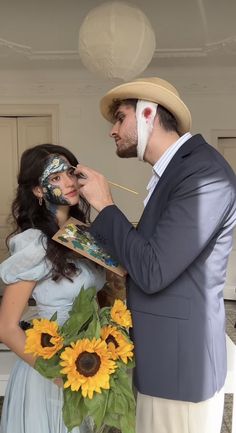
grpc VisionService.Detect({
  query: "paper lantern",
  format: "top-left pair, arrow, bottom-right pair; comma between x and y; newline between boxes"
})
78,1 -> 156,81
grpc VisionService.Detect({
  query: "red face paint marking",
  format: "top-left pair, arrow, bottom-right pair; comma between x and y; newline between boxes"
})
143,107 -> 152,119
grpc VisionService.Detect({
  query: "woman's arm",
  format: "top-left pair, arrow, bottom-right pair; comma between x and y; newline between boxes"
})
0,280 -> 37,367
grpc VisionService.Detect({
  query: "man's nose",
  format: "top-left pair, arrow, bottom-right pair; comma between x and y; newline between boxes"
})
110,122 -> 118,138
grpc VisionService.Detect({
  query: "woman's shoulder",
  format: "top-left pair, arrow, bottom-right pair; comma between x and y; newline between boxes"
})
9,228 -> 46,254
0,229 -> 49,284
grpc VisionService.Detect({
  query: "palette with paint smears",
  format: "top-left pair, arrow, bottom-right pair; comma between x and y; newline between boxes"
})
52,217 -> 126,277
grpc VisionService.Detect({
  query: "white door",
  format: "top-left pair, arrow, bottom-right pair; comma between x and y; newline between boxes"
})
218,136 -> 236,300
17,117 -> 52,157
0,116 -> 52,294
0,118 -> 18,263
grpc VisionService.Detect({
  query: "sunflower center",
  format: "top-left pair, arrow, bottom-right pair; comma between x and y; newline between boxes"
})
106,335 -> 119,348
75,351 -> 101,377
41,333 -> 54,347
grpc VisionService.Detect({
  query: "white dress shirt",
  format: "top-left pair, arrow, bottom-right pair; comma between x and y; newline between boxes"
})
144,132 -> 192,207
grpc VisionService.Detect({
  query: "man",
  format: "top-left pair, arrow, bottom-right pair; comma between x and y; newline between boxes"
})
76,77 -> 236,433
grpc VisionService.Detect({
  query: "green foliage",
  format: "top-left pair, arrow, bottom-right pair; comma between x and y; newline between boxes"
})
50,312 -> 57,322
61,287 -> 96,344
35,354 -> 61,379
33,286 -> 136,433
84,391 -> 109,428
83,312 -> 101,340
99,307 -> 112,327
63,388 -> 88,431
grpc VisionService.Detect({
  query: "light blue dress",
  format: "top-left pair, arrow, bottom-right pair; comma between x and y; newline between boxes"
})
0,229 -> 106,433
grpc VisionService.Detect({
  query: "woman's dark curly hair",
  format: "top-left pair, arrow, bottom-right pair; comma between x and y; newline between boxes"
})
7,143 -> 91,281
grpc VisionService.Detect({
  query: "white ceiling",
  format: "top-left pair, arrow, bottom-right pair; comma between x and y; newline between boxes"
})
0,0 -> 236,71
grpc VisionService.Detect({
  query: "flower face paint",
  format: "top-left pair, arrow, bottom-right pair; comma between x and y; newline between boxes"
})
40,155 -> 76,205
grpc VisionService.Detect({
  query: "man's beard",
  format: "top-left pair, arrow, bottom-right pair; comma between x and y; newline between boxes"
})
115,132 -> 138,158
116,144 -> 137,158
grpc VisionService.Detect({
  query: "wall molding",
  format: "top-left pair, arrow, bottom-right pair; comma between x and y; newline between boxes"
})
1,35 -> 236,61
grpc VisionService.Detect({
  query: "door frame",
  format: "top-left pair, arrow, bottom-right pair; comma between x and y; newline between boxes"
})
212,129 -> 236,300
0,105 -> 59,296
212,129 -> 236,149
0,104 -> 59,143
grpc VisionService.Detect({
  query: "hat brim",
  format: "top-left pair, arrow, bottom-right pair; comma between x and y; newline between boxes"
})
100,80 -> 192,134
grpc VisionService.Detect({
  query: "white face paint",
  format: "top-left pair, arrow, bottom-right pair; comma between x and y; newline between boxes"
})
136,100 -> 158,161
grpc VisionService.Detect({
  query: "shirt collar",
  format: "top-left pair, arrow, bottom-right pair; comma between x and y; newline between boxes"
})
144,132 -> 192,206
153,132 -> 192,179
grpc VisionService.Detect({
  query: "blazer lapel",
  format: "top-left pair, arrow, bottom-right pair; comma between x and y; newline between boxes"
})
137,134 -> 205,233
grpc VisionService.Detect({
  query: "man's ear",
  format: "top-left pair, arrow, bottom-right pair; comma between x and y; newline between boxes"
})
32,186 -> 43,199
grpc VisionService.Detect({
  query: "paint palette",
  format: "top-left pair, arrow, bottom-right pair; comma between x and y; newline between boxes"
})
52,217 -> 126,277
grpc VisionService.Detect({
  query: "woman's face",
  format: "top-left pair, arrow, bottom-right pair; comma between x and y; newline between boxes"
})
39,155 -> 79,206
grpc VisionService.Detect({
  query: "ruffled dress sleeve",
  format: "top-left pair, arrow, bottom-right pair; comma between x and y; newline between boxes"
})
0,229 -> 51,284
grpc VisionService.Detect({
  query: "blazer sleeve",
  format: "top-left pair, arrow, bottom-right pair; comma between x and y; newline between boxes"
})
90,161 -> 236,294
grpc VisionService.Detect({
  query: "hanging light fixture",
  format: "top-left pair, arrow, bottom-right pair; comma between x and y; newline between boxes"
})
78,1 -> 156,81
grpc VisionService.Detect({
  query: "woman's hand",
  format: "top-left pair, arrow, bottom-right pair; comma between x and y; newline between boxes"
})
53,377 -> 64,388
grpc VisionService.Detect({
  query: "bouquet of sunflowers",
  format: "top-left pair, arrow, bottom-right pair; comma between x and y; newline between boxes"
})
24,287 -> 135,433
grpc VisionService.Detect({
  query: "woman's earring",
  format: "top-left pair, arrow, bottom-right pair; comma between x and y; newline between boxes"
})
38,197 -> 43,206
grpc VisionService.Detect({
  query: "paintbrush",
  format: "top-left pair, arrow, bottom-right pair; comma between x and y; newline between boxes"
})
106,181 -> 138,195
71,166 -> 138,195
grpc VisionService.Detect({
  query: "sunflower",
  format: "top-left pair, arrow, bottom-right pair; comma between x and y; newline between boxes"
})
111,300 -> 132,328
60,338 -> 116,399
24,318 -> 64,359
53,188 -> 62,196
101,325 -> 134,364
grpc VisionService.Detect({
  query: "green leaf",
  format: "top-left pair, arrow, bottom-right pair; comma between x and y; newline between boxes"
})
120,408 -> 136,433
50,311 -> 57,322
62,388 -> 88,431
103,412 -> 121,431
126,357 -> 136,369
34,355 -> 61,379
61,315 -> 92,345
99,308 -> 112,327
70,286 -> 97,315
114,393 -> 128,415
106,369 -> 136,432
61,287 -> 98,341
84,313 -> 101,340
84,390 -> 109,428
114,368 -> 136,402
102,390 -> 121,431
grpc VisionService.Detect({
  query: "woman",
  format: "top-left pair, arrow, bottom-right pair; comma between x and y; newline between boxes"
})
0,144 -> 105,433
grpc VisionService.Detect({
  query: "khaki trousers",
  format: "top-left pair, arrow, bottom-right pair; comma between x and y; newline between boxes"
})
136,388 -> 224,433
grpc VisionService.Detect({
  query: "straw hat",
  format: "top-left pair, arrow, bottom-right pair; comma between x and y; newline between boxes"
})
100,77 -> 192,134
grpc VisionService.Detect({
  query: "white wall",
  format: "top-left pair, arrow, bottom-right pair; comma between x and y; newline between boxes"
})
0,64 -> 236,221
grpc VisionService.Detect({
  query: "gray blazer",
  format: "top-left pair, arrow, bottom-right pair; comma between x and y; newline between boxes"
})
90,134 -> 236,402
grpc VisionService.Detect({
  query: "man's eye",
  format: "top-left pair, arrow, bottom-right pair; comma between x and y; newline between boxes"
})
117,116 -> 124,123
